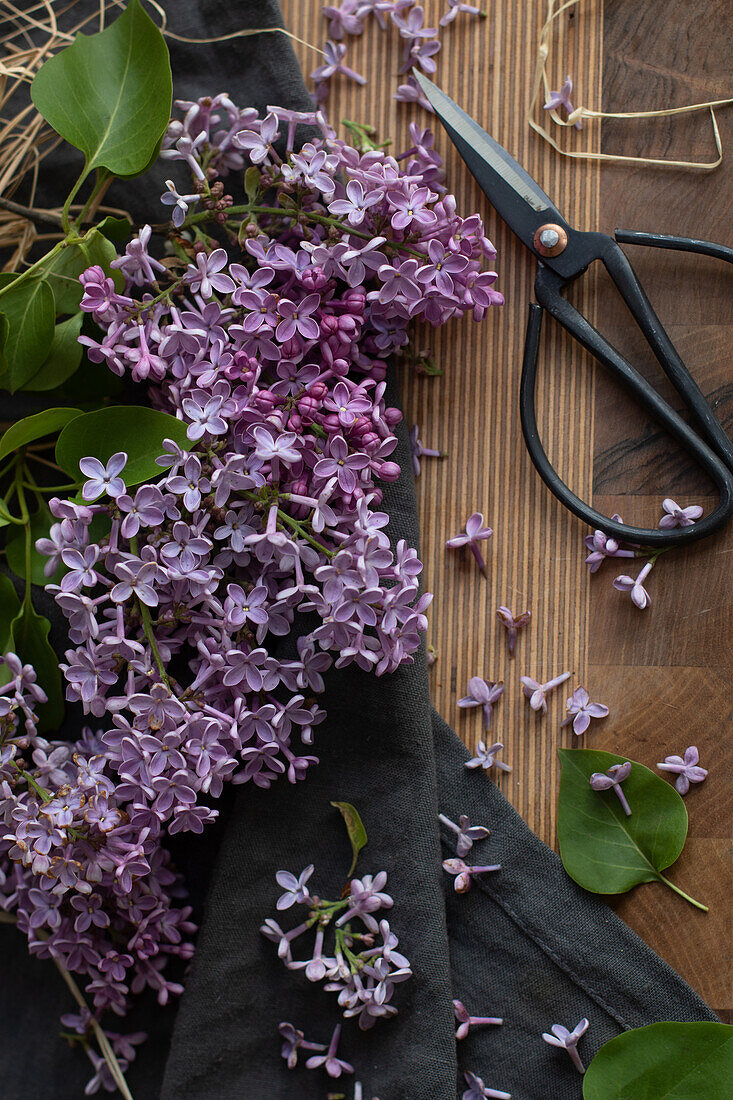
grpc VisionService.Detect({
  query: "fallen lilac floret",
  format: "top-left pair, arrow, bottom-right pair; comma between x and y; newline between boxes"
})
496,605 -> 531,657
462,1069 -> 512,1099
453,998 -> 503,1039
457,676 -> 504,730
658,498 -> 703,529
443,857 -> 501,893
613,561 -> 654,609
561,687 -> 609,736
305,1023 -> 354,1078
544,75 -> 582,130
464,740 -> 512,773
520,671 -> 571,715
657,746 -> 707,795
589,762 -> 632,816
542,1017 -> 589,1073
446,512 -> 493,573
584,513 -> 635,573
278,1021 -> 326,1069
438,812 -> 490,856
409,423 -> 444,476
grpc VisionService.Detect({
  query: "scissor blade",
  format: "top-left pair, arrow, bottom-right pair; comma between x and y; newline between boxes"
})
413,71 -> 566,248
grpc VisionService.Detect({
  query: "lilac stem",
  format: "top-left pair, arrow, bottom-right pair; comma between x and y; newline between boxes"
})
470,543 -> 487,574
567,1046 -> 586,1074
470,1015 -> 503,1026
438,813 -> 460,835
614,786 -> 632,817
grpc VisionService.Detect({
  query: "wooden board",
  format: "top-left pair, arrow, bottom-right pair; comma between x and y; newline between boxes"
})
281,0 -> 731,1017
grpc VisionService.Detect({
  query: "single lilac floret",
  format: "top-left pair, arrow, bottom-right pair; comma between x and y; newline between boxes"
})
658,498 -> 704,529
584,513 -> 635,573
613,560 -> 654,609
464,740 -> 511,774
275,865 -> 314,910
446,512 -> 493,574
278,1022 -> 326,1069
79,452 -> 127,501
589,762 -> 632,816
657,746 -> 707,795
520,671 -> 571,715
544,75 -> 582,129
462,1070 -> 511,1099
542,1017 -> 589,1073
305,1023 -> 354,1078
561,687 -> 609,736
409,424 -> 444,476
443,857 -> 500,893
453,999 -> 503,1040
438,812 -> 490,857
457,676 -> 504,730
496,605 -> 531,657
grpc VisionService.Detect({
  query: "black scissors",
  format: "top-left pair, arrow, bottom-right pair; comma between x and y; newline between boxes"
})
413,71 -> 733,547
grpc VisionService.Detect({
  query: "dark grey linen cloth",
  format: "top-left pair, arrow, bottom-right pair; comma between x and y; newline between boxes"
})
0,3 -> 716,1098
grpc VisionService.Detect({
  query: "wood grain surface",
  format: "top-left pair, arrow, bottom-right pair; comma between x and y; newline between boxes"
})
280,0 -> 731,1016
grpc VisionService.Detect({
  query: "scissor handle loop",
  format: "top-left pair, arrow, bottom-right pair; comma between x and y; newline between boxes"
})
519,303 -> 733,547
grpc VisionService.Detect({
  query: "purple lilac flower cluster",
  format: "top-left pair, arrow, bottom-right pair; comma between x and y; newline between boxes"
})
0,655 -> 192,1056
314,1 -> 487,108
0,98 -> 500,1068
262,865 -> 411,1030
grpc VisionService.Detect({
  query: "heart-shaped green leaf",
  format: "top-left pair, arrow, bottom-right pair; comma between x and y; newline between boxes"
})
331,801 -> 368,879
55,405 -> 190,488
7,602 -> 64,732
5,508 -> 64,587
30,0 -> 172,180
0,407 -> 83,463
583,1022 -> 733,1099
24,313 -> 85,392
44,228 -> 123,314
557,748 -> 706,910
0,277 -> 55,392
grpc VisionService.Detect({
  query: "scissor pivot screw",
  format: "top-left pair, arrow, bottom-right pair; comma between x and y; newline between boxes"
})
534,223 -> 568,257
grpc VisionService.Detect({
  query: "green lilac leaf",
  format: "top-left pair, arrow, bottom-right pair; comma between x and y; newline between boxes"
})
244,166 -> 260,201
0,575 -> 21,688
44,230 -> 122,314
23,313 -> 84,392
0,313 -> 8,371
7,603 -> 64,732
557,748 -> 688,895
5,509 -> 63,587
0,407 -> 83,463
331,801 -> 368,879
55,405 -> 190,488
95,215 -> 133,242
0,278 -> 55,393
30,0 -> 172,180
583,1022 -> 733,1099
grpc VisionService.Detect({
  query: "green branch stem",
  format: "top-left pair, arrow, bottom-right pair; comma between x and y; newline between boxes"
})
187,202 -> 426,259
8,759 -> 52,803
0,239 -> 67,300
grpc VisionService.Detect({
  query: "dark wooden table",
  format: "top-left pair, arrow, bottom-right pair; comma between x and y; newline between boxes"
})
283,0 -> 731,1018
